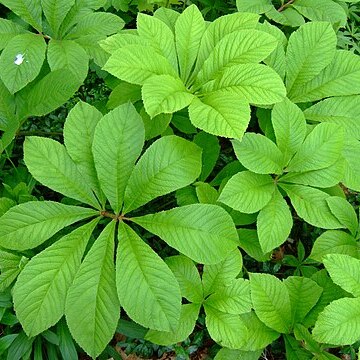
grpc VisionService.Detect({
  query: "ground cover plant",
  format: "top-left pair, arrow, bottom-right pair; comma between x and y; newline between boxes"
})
1,0 -> 360,359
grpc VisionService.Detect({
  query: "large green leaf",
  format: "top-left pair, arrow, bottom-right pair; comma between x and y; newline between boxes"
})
116,222 -> 181,331
175,4 -> 205,84
0,19 -> 27,51
342,135 -> 360,191
24,136 -> 99,208
312,297 -> 360,345
214,348 -> 263,360
202,249 -> 243,296
284,276 -> 322,325
153,7 -> 180,32
309,230 -> 359,263
204,305 -> 248,349
286,123 -> 344,172
13,220 -> 98,337
285,22 -> 336,94
142,75 -> 194,118
279,184 -> 343,229
219,171 -> 275,213
99,33 -> 148,55
238,229 -> 271,262
250,273 -> 292,333
63,101 -> 103,203
47,39 -> 88,83
103,45 -> 177,85
123,136 -> 201,213
0,0 -> 42,31
165,255 -> 203,303
188,91 -> 250,139
323,254 -> 360,297
65,221 -> 119,359
232,133 -> 284,174
272,98 -> 306,164
132,204 -> 239,264
92,103 -> 144,214
212,63 -> 286,105
41,0 -> 75,36
257,189 -> 293,253
236,0 -> 272,13
137,13 -> 177,70
0,201 -> 98,250
0,79 -> 15,130
0,33 -> 46,93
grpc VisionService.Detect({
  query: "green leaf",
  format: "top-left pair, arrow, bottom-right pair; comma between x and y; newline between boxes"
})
343,135 -> 360,191
250,273 -> 292,333
132,204 -> 239,264
286,123 -> 344,172
188,92 -> 250,139
92,103 -> 144,214
0,19 -> 27,51
99,33 -> 147,55
312,297 -> 360,345
13,220 -> 98,337
141,108 -> 171,140
232,133 -> 284,174
41,0 -> 75,36
103,45 -> 177,85
0,0 -> 42,31
257,189 -> 293,253
145,303 -> 200,345
123,135 -> 201,213
219,171 -> 275,213
272,98 -> 306,164
202,249 -> 243,296
284,276 -> 322,325
214,348 -> 263,360
63,101 -> 103,203
236,0 -> 273,13
0,33 -> 46,93
65,221 -> 119,359
309,230 -> 359,263
175,4 -> 205,84
205,279 -> 251,315
0,79 -> 16,130
0,334 -> 18,357
142,75 -> 194,118
196,29 -> 277,85
280,184 -> 343,229
238,229 -> 271,262
284,334 -> 313,360
165,255 -> 203,303
289,51 -> 360,103
204,305 -> 248,349
153,7 -> 180,32
57,319 -> 77,360
116,223 -> 181,331
286,22 -> 336,94
326,196 -> 358,236
137,13 -> 177,70
47,39 -> 88,83
0,201 -> 97,250
24,136 -> 99,208
107,81 -> 141,109
195,182 -> 218,204
303,96 -> 360,140
0,268 -> 20,292
212,63 -> 286,105
6,331 -> 34,360
323,254 -> 360,297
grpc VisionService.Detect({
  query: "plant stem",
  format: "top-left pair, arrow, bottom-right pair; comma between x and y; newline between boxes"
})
278,0 -> 294,12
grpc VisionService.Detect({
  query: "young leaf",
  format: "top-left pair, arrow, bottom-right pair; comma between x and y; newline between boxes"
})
175,4 -> 205,84
165,255 -> 203,303
0,33 -> 46,93
280,184 -> 343,229
257,189 -> 293,253
116,222 -> 181,332
204,305 -> 248,349
323,254 -> 360,297
142,74 -> 194,118
92,103 -> 145,214
24,136 -> 99,208
188,92 -> 250,139
13,219 -> 98,337
250,273 -> 292,333
211,63 -> 286,105
0,201 -> 97,250
312,297 -> 360,345
232,133 -> 284,174
123,136 -> 201,213
219,171 -> 275,213
65,221 -> 119,359
272,98 -> 306,164
132,204 -> 239,265
145,303 -> 200,345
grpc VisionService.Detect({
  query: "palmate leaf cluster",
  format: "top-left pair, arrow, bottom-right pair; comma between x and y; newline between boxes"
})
1,1 -> 360,359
